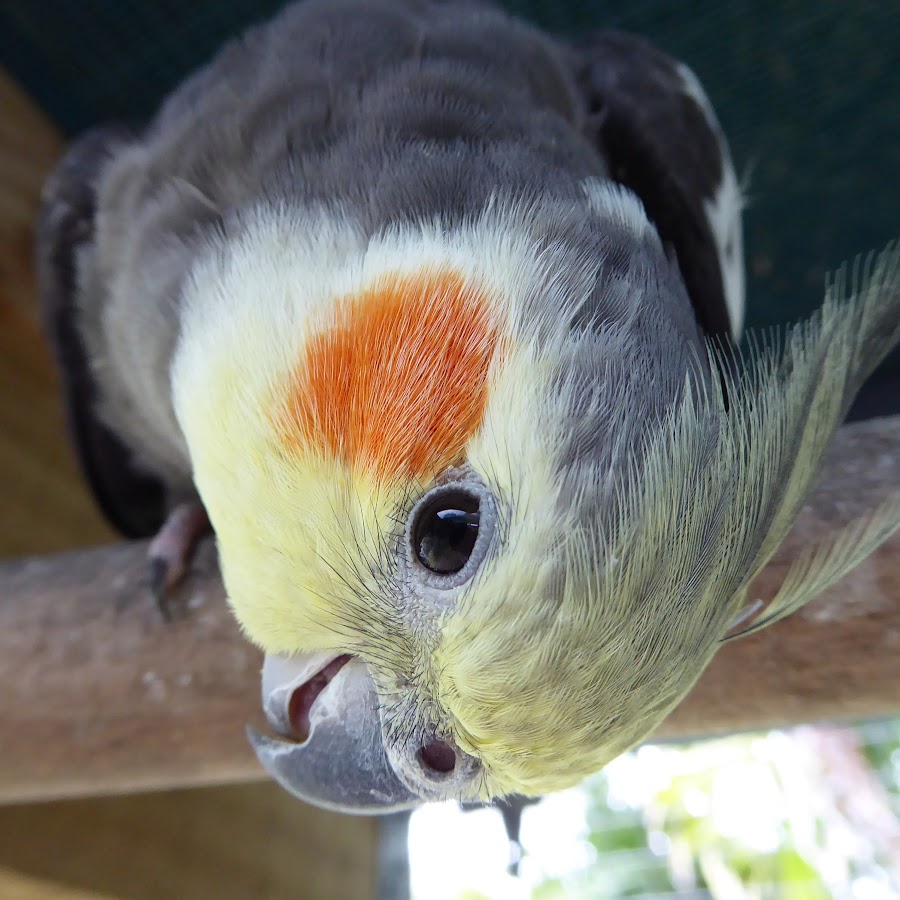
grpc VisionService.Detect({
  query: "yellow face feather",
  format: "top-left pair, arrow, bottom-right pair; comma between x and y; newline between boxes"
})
170,199 -> 551,651
170,191 -> 681,798
171,197 -> 601,798
173,199 -> 900,800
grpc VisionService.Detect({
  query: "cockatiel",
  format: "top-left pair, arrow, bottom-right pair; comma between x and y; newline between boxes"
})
39,0 -> 900,813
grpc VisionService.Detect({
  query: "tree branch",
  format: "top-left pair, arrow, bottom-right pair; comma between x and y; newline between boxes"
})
0,540 -> 265,804
1,417 -> 898,804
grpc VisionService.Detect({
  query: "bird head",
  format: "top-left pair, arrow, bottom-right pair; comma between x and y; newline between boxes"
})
173,190 -> 900,812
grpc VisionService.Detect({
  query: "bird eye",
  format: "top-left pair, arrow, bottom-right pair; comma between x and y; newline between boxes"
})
412,491 -> 481,575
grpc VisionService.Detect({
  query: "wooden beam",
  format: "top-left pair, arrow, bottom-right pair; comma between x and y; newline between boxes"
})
653,413 -> 900,741
0,540 -> 264,804
0,67 -> 63,323
0,866 -> 112,900
1,418 -> 898,805
0,783 -> 382,900
0,304 -> 117,556
0,67 -> 115,556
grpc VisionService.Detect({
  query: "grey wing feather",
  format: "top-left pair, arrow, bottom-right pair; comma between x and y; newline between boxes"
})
573,30 -> 745,342
37,126 -> 168,538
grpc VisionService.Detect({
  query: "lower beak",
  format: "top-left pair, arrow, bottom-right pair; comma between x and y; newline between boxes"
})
247,653 -> 418,814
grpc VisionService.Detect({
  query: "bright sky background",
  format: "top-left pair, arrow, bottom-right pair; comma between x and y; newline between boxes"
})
409,788 -> 591,900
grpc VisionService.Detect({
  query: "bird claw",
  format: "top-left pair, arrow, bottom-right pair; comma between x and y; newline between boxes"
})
147,555 -> 174,621
146,501 -> 210,621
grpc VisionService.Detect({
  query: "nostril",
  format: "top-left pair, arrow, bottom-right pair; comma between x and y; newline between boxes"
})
419,740 -> 456,774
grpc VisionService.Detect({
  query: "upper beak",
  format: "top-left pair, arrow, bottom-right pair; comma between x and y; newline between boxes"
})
249,651 -> 485,814
247,653 -> 418,814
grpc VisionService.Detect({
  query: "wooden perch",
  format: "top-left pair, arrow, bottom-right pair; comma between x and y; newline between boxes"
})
1,417 -> 899,805
0,539 -> 266,805
654,413 -> 900,742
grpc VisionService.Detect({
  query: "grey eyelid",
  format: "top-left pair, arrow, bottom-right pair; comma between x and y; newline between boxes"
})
404,477 -> 496,595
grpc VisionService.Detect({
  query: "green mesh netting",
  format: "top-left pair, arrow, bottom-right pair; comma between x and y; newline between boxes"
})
2,1 -> 898,393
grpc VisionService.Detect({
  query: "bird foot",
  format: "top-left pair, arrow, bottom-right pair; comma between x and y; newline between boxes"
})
147,502 -> 211,620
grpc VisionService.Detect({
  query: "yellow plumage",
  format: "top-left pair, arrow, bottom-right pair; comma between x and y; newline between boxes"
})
174,193 -> 900,798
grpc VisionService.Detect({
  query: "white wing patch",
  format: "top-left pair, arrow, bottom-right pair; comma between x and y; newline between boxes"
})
677,62 -> 747,341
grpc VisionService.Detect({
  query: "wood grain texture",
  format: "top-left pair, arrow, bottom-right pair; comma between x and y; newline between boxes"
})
0,67 -> 116,557
0,418 -> 898,805
0,69 -> 63,322
0,540 -> 264,804
0,783 -> 380,900
0,304 -> 117,557
0,867 -> 113,900
654,414 -> 900,740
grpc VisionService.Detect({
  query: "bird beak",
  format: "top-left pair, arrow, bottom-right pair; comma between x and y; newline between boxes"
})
247,652 -> 419,814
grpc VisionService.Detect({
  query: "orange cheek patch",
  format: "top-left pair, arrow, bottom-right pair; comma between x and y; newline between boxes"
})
277,268 -> 501,481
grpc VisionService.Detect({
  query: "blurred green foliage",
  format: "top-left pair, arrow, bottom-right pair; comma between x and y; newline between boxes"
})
529,721 -> 900,899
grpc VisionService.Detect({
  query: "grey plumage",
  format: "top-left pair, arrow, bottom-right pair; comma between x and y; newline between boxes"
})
43,0 -> 737,529
37,0 -> 899,810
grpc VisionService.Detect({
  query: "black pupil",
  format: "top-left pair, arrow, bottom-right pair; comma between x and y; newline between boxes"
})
414,492 -> 480,575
